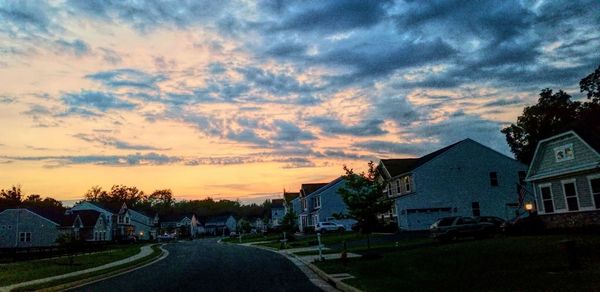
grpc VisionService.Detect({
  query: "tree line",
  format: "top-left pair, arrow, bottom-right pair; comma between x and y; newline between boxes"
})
0,185 -> 272,220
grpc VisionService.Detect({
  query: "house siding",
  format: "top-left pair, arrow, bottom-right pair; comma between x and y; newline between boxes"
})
529,133 -> 599,179
392,139 -> 529,230
534,171 -> 600,214
0,209 -> 60,248
71,202 -> 115,241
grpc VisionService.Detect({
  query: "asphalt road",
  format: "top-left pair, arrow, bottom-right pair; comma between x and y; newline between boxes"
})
72,239 -> 321,292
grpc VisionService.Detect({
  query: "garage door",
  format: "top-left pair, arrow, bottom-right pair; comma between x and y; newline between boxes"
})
406,208 -> 452,230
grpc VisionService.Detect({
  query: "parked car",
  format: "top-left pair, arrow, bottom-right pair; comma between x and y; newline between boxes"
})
430,216 -> 495,242
474,216 -> 506,232
315,222 -> 346,233
501,213 -> 545,235
229,231 -> 239,237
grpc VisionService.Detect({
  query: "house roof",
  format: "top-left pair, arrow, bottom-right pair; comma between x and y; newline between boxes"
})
309,177 -> 344,197
283,191 -> 299,202
271,199 -> 285,208
161,213 -> 194,223
300,183 -> 328,197
574,127 -> 600,154
205,214 -> 234,224
25,207 -> 65,225
380,140 -> 464,177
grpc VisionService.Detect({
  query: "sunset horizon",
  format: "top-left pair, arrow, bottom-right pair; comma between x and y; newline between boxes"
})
1,0 -> 598,204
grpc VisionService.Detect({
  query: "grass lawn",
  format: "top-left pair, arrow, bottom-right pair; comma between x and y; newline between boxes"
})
256,232 -> 373,250
15,244 -> 164,291
0,244 -> 144,286
315,235 -> 600,291
293,238 -> 432,256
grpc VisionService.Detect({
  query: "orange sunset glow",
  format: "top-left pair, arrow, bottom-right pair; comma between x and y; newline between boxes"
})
1,0 -> 598,204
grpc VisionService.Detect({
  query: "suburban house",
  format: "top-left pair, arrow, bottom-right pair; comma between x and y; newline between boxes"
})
0,208 -> 61,248
378,138 -> 529,231
70,201 -> 158,241
526,130 -> 600,229
160,213 -> 198,237
204,214 -> 237,235
270,199 -> 285,226
60,210 -> 110,241
298,183 -> 328,232
299,177 -> 356,231
283,191 -> 299,215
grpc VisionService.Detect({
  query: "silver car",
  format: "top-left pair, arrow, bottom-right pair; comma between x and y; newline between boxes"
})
315,222 -> 346,233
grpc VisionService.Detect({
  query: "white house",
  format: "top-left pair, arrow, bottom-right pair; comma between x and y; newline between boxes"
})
379,138 -> 529,231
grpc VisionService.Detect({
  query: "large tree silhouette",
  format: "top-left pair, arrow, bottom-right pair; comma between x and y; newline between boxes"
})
502,65 -> 600,164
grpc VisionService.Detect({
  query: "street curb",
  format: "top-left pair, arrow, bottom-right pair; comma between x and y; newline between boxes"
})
228,241 -> 361,292
288,253 -> 362,292
16,244 -> 169,292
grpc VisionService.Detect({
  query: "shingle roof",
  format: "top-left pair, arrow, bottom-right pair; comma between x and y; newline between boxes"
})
271,199 -> 285,208
300,183 -> 328,197
575,127 -> 600,154
380,139 -> 464,177
283,192 -> 299,202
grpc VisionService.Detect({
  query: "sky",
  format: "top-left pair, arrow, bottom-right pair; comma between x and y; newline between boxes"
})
0,0 -> 599,204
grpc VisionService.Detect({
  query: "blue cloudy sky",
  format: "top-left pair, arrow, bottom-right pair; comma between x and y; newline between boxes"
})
0,0 -> 599,202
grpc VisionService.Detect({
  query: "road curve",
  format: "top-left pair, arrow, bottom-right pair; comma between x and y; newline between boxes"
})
72,239 -> 322,292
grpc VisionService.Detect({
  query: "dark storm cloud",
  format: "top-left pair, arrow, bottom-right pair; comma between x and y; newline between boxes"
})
0,0 -> 56,37
262,0 -> 392,33
310,117 -> 387,137
67,0 -> 230,32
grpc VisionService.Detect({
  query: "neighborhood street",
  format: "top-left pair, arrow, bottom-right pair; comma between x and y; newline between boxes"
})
72,239 -> 322,292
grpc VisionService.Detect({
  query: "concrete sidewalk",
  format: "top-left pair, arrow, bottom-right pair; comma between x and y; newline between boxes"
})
0,244 -> 155,292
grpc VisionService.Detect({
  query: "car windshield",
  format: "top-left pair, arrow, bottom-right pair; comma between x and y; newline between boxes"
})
437,217 -> 455,226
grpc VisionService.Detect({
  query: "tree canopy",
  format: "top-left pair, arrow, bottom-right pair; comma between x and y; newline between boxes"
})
502,64 -> 600,164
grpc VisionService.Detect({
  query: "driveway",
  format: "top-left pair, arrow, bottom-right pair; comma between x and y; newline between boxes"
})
72,239 -> 322,292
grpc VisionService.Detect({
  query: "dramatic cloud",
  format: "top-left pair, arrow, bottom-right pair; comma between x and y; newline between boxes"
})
1,0 -> 599,200
61,90 -> 136,115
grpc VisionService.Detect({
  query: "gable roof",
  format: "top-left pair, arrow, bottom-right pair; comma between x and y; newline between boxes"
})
380,140 -> 464,177
574,128 -> 600,154
271,199 -> 285,208
308,177 -> 344,197
283,191 -> 299,202
0,208 -> 62,225
300,183 -> 328,197
205,214 -> 234,224
161,213 -> 194,223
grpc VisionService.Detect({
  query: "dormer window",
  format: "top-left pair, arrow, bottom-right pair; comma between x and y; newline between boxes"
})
396,180 -> 401,193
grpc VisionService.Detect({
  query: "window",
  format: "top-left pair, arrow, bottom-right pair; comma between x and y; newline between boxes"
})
19,232 -> 31,242
562,181 -> 579,211
396,180 -> 401,193
461,217 -> 477,225
404,176 -> 411,193
518,171 -> 527,185
540,185 -> 554,213
314,196 -> 321,209
301,198 -> 307,210
386,184 -> 391,197
489,172 -> 498,186
472,202 -> 481,217
590,177 -> 600,209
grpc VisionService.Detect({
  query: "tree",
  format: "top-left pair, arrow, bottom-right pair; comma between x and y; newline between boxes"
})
502,64 -> 600,164
337,161 -> 392,249
280,209 -> 298,234
501,89 -> 580,164
0,185 -> 22,208
580,64 -> 600,102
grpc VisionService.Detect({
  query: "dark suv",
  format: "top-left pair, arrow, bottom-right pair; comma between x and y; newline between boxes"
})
430,216 -> 494,242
